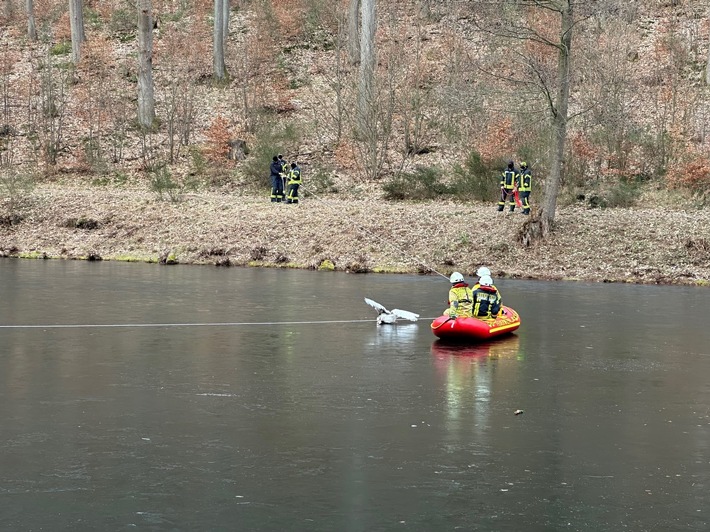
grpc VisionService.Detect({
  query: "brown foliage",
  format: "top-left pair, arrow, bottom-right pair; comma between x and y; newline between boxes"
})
272,0 -> 307,42
77,37 -> 114,79
203,116 -> 233,162
155,21 -> 211,78
54,10 -> 71,42
522,8 -> 558,68
334,139 -> 357,172
570,132 -> 598,162
666,153 -> 710,193
478,116 -> 516,164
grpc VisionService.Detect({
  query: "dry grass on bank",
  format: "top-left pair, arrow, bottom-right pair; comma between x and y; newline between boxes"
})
1,184 -> 709,286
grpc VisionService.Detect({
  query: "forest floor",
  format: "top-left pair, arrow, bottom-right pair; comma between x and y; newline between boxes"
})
1,182 -> 709,286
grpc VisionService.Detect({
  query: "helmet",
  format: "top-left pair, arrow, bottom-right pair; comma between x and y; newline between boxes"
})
520,161 -> 528,168
507,161 -> 514,169
291,162 -> 297,168
449,272 -> 464,284
479,274 -> 493,286
476,266 -> 490,277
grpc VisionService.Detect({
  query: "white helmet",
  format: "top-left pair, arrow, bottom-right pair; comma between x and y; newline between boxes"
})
449,272 -> 464,284
476,266 -> 491,277
479,274 -> 493,286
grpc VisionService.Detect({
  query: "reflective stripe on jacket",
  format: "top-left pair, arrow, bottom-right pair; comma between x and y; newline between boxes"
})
288,167 -> 302,185
519,169 -> 531,192
500,169 -> 516,190
448,283 -> 473,317
472,284 -> 502,319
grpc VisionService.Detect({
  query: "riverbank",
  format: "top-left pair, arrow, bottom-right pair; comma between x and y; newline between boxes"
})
1,184 -> 709,286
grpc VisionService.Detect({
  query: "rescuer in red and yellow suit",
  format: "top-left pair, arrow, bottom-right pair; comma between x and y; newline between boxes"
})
444,272 -> 474,318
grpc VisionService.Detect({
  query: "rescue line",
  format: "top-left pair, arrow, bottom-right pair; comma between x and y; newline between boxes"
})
0,318 -> 401,329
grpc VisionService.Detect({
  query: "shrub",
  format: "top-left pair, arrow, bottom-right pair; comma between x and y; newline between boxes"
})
241,121 -> 300,190
0,165 -> 36,214
148,165 -> 181,202
581,180 -> 639,209
450,151 -> 501,201
382,166 -> 449,201
50,41 -> 71,56
303,163 -> 337,196
666,154 -> 710,198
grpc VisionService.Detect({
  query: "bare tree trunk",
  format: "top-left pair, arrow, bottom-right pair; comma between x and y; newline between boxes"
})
357,0 -> 375,133
706,11 -> 710,86
222,0 -> 229,46
137,0 -> 156,129
347,0 -> 360,64
213,0 -> 226,79
26,0 -> 37,40
541,0 -> 573,230
68,0 -> 85,64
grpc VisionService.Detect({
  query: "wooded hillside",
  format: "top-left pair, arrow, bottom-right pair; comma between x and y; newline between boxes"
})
1,0 -> 709,210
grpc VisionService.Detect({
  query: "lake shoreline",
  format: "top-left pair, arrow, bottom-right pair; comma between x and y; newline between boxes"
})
1,183 -> 709,286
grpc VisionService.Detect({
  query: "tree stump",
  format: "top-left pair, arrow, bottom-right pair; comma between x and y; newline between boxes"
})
518,207 -> 550,247
227,139 -> 248,161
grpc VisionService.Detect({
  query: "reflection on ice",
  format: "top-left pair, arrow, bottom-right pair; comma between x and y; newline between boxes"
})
430,335 -> 521,360
431,335 -> 522,437
365,322 -> 420,348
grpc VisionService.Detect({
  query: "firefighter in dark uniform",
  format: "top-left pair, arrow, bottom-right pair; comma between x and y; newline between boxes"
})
472,275 -> 502,319
518,161 -> 532,215
285,162 -> 302,204
278,154 -> 289,195
498,161 -> 517,212
270,156 -> 284,202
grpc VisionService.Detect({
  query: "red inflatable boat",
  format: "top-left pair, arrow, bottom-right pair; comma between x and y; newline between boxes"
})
430,306 -> 521,341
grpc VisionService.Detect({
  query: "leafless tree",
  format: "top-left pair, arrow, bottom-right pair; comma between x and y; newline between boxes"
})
137,0 -> 156,129
213,0 -> 227,79
35,51 -> 69,165
544,0 -> 573,231
69,0 -> 85,64
347,0 -> 360,64
26,0 -> 37,40
222,0 -> 229,45
468,0 -> 614,235
357,0 -> 375,134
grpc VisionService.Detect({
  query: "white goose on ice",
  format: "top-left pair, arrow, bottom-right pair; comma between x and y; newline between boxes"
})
364,298 -> 420,325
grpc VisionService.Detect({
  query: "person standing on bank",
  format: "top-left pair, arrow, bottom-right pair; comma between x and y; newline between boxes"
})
278,154 -> 289,195
285,161 -> 302,204
518,161 -> 532,215
498,161 -> 518,213
270,155 -> 284,202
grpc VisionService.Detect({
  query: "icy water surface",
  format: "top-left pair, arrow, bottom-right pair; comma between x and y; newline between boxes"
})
1,260 -> 709,531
